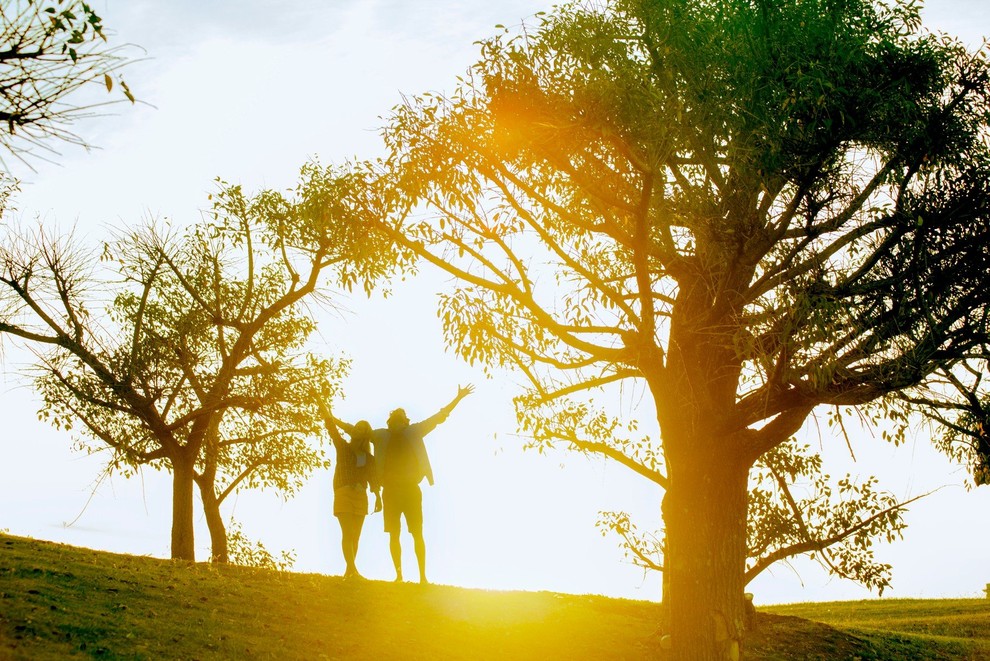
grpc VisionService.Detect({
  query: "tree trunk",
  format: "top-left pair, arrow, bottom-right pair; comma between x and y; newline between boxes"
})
663,454 -> 750,660
170,455 -> 197,562
198,480 -> 228,564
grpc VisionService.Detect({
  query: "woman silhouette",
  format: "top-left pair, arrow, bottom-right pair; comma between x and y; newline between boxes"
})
318,401 -> 381,579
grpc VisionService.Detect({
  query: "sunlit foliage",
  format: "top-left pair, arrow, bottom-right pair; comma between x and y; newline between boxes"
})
226,519 -> 296,572
0,161 -> 395,562
381,0 -> 990,655
600,437 -> 924,595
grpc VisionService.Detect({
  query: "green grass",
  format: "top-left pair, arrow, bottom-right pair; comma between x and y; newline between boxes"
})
1,533 -> 988,659
765,600 -> 990,660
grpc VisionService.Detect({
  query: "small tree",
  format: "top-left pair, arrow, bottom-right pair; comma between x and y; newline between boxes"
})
0,0 -> 133,164
382,0 -> 990,656
0,161 -> 393,561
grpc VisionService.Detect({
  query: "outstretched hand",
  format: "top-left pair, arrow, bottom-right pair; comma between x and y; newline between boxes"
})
457,384 -> 475,399
374,492 -> 383,514
314,394 -> 331,419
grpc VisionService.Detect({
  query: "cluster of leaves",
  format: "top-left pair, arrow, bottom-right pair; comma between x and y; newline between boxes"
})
0,0 -> 134,163
597,510 -> 664,572
597,437 -> 918,593
225,519 -> 296,572
747,439 -> 919,594
903,361 -> 990,486
211,160 -> 399,297
515,389 -> 665,484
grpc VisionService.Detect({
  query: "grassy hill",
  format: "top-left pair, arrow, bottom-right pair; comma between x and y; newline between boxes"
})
1,533 -> 988,660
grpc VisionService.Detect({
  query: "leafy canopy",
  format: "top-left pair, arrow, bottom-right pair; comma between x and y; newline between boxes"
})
380,0 -> 990,594
1,160 -> 395,561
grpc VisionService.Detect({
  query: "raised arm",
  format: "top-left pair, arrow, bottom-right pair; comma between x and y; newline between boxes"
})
414,384 -> 475,436
315,397 -> 352,448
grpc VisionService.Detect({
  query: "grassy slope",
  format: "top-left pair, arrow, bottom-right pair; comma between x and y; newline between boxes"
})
1,534 -> 988,660
769,600 -> 990,660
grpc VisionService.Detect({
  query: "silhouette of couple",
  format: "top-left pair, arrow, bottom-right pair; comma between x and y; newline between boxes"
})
318,384 -> 474,583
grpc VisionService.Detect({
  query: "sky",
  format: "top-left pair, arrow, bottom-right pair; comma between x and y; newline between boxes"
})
0,0 -> 988,606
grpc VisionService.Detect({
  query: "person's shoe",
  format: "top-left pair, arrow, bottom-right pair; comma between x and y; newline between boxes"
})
393,573 -> 404,583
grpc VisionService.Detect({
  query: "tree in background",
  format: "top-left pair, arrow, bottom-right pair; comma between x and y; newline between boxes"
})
382,0 -> 990,656
0,161 -> 394,562
0,0 -> 133,164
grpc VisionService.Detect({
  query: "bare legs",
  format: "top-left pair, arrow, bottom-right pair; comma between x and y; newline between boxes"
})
389,531 -> 403,582
338,513 -> 366,578
413,531 -> 427,584
389,529 -> 428,584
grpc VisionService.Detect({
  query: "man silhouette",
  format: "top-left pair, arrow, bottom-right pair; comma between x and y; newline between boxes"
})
333,384 -> 474,583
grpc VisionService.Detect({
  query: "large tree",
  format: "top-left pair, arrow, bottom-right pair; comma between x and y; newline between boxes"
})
382,0 -> 990,657
0,0 -> 133,164
0,162 -> 392,562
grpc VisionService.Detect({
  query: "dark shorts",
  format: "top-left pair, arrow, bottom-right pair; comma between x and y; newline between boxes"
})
383,483 -> 422,535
